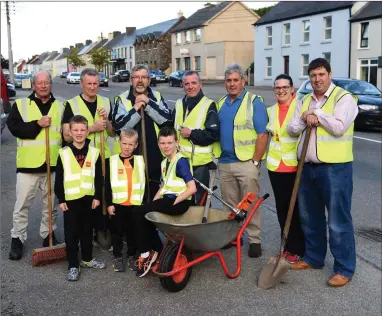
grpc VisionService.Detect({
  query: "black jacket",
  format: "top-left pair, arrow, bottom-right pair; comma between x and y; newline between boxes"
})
6,92 -> 58,173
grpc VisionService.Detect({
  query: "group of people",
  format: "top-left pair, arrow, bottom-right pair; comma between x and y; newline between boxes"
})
6,57 -> 357,287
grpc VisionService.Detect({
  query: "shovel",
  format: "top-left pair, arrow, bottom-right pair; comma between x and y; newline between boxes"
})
202,162 -> 217,223
258,126 -> 312,289
140,107 -> 151,202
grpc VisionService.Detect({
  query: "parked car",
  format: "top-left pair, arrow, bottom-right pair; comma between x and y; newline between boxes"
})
7,83 -> 16,98
150,69 -> 168,83
67,72 -> 81,84
1,68 -> 9,133
14,73 -> 31,88
168,70 -> 185,87
60,71 -> 68,78
149,72 -> 157,87
111,70 -> 130,82
296,78 -> 382,130
98,72 -> 109,87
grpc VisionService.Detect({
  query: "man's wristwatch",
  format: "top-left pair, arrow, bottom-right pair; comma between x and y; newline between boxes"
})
252,160 -> 260,168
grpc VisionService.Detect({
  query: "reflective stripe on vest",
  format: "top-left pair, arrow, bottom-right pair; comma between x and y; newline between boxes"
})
174,96 -> 214,166
159,153 -> 192,199
110,155 -> 145,205
59,146 -> 99,201
112,90 -> 162,155
265,99 -> 298,171
214,92 -> 264,161
69,95 -> 111,158
299,86 -> 355,163
16,97 -> 62,168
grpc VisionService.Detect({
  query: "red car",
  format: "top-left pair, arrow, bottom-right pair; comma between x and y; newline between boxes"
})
1,68 -> 10,133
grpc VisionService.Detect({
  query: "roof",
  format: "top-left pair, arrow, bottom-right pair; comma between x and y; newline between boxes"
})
34,52 -> 51,65
55,48 -> 70,60
107,31 -> 137,48
44,51 -> 59,62
254,1 -> 354,26
171,1 -> 232,33
78,43 -> 93,55
87,39 -> 108,53
350,2 -> 382,22
135,18 -> 180,42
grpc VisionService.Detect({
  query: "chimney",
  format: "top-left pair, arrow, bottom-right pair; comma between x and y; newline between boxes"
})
113,31 -> 122,38
75,42 -> 84,49
108,32 -> 113,40
69,45 -> 74,51
85,39 -> 92,45
125,27 -> 136,35
97,36 -> 102,42
177,10 -> 184,18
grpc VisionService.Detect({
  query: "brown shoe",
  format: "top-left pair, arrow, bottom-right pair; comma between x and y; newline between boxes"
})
327,274 -> 351,287
291,260 -> 312,270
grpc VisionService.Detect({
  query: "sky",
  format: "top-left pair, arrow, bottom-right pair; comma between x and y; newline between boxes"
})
0,1 -> 276,62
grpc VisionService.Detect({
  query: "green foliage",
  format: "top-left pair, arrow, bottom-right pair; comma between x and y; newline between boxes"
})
67,48 -> 85,69
90,48 -> 110,72
253,5 -> 275,17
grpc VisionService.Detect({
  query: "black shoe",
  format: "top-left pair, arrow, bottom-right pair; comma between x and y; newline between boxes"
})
221,237 -> 243,250
248,243 -> 262,258
9,238 -> 23,260
43,232 -> 59,247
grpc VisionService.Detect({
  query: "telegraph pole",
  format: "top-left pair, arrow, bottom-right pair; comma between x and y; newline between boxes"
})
6,1 -> 14,83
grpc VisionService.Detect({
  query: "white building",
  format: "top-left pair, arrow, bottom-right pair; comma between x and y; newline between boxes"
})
254,2 -> 354,87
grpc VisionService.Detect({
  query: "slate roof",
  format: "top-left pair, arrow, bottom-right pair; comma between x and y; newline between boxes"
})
254,1 -> 354,26
55,48 -> 70,60
34,52 -> 51,65
171,1 -> 232,33
44,51 -> 59,62
135,18 -> 180,42
87,39 -> 108,53
78,43 -> 94,55
350,2 -> 382,22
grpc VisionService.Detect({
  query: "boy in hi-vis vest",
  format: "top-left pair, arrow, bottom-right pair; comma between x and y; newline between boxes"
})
105,129 -> 146,272
133,126 -> 197,278
54,115 -> 106,281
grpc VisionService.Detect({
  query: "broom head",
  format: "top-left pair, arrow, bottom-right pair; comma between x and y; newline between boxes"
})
32,243 -> 67,267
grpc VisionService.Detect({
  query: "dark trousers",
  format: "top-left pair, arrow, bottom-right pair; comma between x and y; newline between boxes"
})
133,196 -> 193,254
110,204 -> 137,258
64,197 -> 93,269
268,170 -> 305,257
193,164 -> 210,206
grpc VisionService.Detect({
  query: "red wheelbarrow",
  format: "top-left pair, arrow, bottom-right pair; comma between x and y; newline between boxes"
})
145,182 -> 269,292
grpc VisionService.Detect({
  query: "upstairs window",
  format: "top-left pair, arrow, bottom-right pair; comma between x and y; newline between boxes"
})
266,26 -> 272,47
302,20 -> 310,43
283,23 -> 290,45
323,16 -> 332,40
360,22 -> 369,48
194,29 -> 201,41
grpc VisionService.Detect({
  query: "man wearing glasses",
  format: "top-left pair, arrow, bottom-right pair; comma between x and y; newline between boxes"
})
112,64 -> 171,199
7,71 -> 63,260
214,63 -> 268,258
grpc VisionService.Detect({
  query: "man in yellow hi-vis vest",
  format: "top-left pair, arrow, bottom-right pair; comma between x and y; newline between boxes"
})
215,63 -> 269,259
6,71 -> 63,260
112,64 -> 171,199
287,58 -> 358,288
172,70 -> 219,205
61,68 -> 115,249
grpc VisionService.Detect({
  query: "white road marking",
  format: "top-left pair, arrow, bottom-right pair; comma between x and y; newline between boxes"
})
167,100 -> 176,103
354,136 -> 382,144
101,88 -> 110,91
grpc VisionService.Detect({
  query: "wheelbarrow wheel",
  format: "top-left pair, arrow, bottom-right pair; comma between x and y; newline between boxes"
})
159,243 -> 193,292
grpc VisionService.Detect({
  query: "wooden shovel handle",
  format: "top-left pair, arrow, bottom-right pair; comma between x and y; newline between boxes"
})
140,107 -> 150,202
45,127 -> 53,247
100,129 -> 106,216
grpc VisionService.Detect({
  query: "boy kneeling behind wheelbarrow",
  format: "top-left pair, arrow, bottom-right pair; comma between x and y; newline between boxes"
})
132,126 -> 197,277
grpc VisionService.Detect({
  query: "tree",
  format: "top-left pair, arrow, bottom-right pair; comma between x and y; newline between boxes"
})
253,5 -> 275,17
89,47 -> 109,72
67,48 -> 85,70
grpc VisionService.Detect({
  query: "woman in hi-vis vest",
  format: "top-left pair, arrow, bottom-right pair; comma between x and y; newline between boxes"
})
266,74 -> 305,263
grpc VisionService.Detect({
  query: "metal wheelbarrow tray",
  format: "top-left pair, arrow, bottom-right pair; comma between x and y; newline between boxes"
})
145,193 -> 269,292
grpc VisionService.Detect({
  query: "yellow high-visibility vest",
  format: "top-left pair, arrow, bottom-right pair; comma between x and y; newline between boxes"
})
266,99 -> 298,171
67,94 -> 111,158
300,86 -> 356,163
109,154 -> 145,205
59,145 -> 99,201
159,153 -> 192,199
111,90 -> 162,155
174,96 -> 214,166
16,97 -> 63,168
213,92 -> 265,161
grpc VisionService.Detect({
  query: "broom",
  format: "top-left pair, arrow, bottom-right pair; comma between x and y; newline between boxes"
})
32,127 -> 66,266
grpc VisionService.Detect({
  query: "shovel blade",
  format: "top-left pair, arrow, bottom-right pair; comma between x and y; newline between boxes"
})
258,256 -> 291,289
96,229 -> 112,251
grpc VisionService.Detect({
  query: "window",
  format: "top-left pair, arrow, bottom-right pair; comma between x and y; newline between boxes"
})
323,16 -> 332,40
185,31 -> 191,43
360,59 -> 378,86
194,56 -> 201,71
176,33 -> 181,44
360,22 -> 369,48
302,20 -> 310,43
323,52 -> 331,64
129,47 -> 133,59
184,57 -> 191,70
176,58 -> 181,70
283,23 -> 290,45
302,54 -> 309,76
266,26 -> 272,47
117,48 -> 120,58
266,57 -> 272,77
194,29 -> 201,41
124,47 -> 127,58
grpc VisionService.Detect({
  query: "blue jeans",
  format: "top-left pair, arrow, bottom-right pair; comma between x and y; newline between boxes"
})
298,162 -> 356,278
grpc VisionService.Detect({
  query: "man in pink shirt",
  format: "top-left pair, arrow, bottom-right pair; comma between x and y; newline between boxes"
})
287,58 -> 358,288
